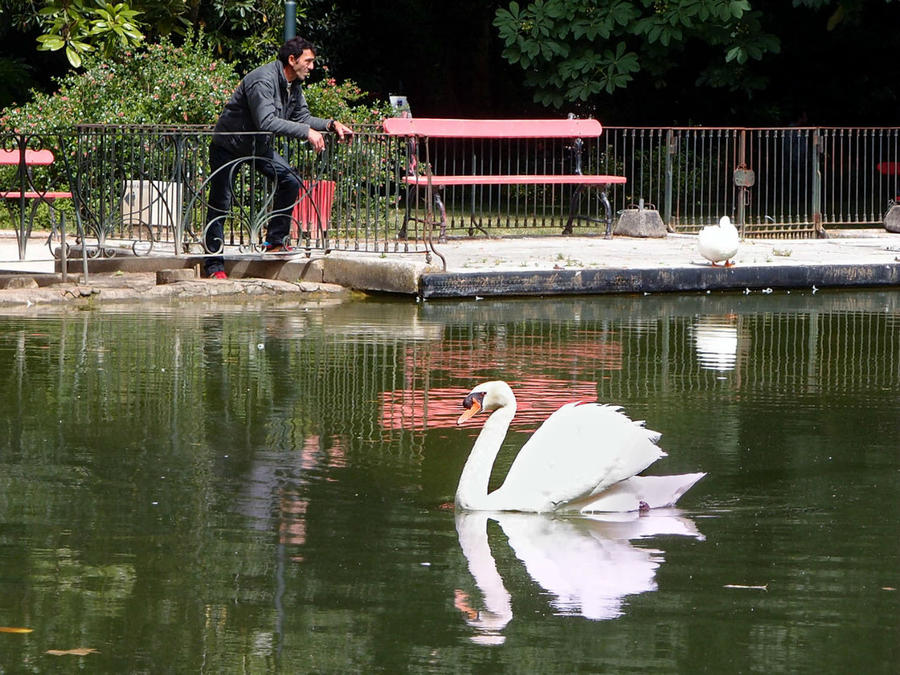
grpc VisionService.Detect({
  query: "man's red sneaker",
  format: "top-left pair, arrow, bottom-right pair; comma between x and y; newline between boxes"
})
210,270 -> 228,280
263,241 -> 295,253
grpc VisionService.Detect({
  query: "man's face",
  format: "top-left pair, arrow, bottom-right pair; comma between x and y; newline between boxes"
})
286,49 -> 315,82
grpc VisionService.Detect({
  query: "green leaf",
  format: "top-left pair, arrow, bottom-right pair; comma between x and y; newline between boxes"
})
609,0 -> 640,26
730,0 -> 751,19
36,35 -> 66,51
826,4 -> 844,31
726,46 -> 747,64
545,0 -> 566,19
66,45 -> 82,68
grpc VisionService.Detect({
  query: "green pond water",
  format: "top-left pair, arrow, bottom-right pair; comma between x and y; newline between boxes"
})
0,290 -> 897,673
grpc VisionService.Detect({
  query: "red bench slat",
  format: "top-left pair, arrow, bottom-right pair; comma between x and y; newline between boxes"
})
383,117 -> 603,138
403,175 -> 626,186
0,149 -> 56,165
0,191 -> 73,199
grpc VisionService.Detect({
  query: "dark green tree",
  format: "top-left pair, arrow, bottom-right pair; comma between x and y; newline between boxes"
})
493,0 -> 780,108
492,0 -> 898,122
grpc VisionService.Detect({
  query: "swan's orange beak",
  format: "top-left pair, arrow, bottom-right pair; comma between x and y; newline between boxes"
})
457,398 -> 481,425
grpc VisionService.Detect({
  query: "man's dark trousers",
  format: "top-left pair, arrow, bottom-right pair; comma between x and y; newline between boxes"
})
204,142 -> 301,274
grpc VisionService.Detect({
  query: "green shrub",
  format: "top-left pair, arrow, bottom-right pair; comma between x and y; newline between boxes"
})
1,31 -> 391,134
0,31 -> 240,132
303,71 -> 393,128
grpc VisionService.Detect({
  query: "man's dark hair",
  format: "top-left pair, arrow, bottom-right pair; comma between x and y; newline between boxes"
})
278,37 -> 317,65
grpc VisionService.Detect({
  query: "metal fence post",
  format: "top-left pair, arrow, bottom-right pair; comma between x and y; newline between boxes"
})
664,129 -> 674,226
812,127 -> 823,235
737,129 -> 746,236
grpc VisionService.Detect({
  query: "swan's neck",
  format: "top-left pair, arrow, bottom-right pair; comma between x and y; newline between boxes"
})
456,402 -> 516,510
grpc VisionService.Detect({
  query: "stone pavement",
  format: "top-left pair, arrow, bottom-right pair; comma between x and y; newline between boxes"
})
0,228 -> 898,308
416,230 -> 900,297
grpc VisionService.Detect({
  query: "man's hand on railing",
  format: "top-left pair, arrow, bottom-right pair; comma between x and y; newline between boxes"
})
307,129 -> 326,153
331,120 -> 354,142
308,121 -> 354,153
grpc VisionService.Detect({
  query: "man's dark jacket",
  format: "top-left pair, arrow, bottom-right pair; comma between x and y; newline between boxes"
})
211,60 -> 332,156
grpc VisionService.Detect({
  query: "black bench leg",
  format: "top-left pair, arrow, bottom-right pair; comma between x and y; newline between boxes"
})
397,186 -> 414,239
600,189 -> 613,239
398,186 -> 447,241
434,190 -> 447,241
562,185 -> 585,235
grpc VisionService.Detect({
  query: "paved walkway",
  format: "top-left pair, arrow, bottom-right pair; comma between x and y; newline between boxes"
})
416,230 -> 900,297
0,229 -> 898,307
431,230 -> 900,270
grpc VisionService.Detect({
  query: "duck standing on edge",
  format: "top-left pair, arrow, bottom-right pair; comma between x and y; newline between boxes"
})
455,381 -> 705,513
698,215 -> 739,266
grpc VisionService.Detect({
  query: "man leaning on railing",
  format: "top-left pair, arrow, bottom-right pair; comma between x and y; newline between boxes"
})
203,36 -> 354,279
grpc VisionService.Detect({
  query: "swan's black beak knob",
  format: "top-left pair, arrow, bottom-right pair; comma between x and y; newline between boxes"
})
457,391 -> 485,425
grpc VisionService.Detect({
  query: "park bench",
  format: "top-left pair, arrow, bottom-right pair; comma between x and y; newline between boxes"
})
0,148 -> 73,258
382,117 -> 627,239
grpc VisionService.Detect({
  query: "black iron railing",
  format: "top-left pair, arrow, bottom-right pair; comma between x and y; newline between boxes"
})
2,125 -> 898,264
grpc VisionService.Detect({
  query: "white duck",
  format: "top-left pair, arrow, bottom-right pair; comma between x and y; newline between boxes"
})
698,215 -> 739,266
455,381 -> 705,512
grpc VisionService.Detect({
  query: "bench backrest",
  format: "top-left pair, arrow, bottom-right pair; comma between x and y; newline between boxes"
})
383,117 -> 602,139
0,149 -> 56,166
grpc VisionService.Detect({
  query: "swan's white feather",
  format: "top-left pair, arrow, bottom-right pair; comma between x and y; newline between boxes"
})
567,473 -> 707,513
495,402 -> 665,510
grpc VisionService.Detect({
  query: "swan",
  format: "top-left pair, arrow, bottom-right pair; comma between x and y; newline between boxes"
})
698,215 -> 739,266
455,381 -> 705,512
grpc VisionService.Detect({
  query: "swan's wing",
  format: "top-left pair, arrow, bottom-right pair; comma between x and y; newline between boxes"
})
497,402 -> 666,510
572,473 -> 707,513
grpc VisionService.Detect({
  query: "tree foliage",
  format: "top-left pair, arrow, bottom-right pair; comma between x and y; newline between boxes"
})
493,0 -> 781,108
35,0 -> 145,68
3,0 -> 307,70
0,28 -> 390,133
0,31 -> 239,131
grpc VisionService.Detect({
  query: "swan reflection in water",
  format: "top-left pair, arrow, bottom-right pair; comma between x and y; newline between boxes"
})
692,315 -> 740,372
454,510 -> 704,645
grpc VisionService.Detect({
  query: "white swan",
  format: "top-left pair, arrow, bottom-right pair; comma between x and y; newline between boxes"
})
698,215 -> 739,266
455,381 -> 705,512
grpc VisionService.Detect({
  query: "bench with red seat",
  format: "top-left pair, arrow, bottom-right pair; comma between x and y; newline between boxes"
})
0,148 -> 73,259
382,117 -> 627,239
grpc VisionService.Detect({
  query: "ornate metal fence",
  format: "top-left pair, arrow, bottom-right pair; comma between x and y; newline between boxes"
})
68,124 -> 428,260
1,125 -> 432,263
595,127 -> 900,237
2,125 -> 899,264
